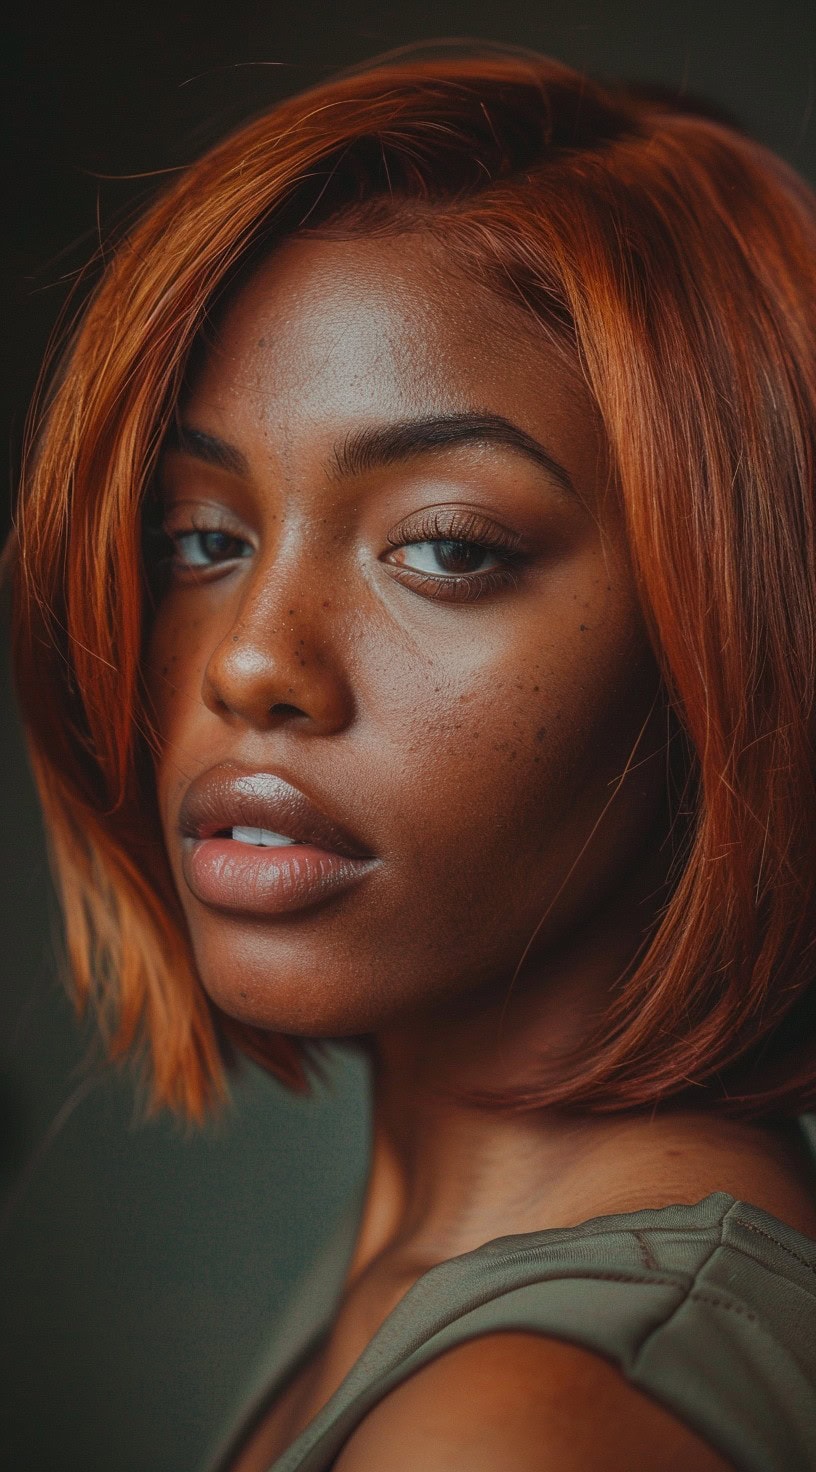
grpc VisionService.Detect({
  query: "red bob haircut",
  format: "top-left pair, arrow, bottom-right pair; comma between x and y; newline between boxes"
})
6,45 -> 816,1121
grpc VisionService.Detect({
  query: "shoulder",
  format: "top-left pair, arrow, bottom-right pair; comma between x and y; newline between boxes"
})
332,1332 -> 733,1471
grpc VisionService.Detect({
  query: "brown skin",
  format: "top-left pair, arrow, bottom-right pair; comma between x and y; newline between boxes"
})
144,234 -> 816,1469
331,1334 -> 735,1472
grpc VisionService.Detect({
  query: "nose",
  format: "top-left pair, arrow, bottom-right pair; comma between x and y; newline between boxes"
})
200,569 -> 355,734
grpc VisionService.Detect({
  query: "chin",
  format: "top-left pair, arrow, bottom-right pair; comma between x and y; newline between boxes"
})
193,957 -> 385,1038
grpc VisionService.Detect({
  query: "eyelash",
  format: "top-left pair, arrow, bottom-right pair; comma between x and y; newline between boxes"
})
385,508 -> 526,602
152,512 -> 251,575
150,507 -> 527,603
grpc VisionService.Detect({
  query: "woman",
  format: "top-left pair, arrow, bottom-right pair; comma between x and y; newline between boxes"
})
6,42 -> 816,1472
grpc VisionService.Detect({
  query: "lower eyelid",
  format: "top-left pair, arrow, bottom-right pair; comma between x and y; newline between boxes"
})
385,560 -> 524,601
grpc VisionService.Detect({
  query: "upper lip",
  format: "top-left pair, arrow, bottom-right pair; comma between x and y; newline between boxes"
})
178,765 -> 375,859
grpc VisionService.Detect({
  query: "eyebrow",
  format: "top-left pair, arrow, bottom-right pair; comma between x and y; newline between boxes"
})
167,412 -> 577,501
165,425 -> 249,476
331,413 -> 577,499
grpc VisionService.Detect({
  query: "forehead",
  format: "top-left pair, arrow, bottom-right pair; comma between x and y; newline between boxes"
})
185,232 -> 607,504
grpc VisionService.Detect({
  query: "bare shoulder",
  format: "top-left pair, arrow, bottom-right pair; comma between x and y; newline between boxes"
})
332,1332 -> 733,1471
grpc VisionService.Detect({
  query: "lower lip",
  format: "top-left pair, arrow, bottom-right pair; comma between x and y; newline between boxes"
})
182,837 -> 378,916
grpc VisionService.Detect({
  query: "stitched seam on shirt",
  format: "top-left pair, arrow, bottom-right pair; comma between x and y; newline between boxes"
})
481,1267 -> 687,1292
332,1265 -> 698,1403
632,1206 -> 728,1368
736,1218 -> 816,1274
688,1290 -> 758,1321
417,1262 -> 689,1308
633,1231 -> 659,1271
489,1216 -> 728,1248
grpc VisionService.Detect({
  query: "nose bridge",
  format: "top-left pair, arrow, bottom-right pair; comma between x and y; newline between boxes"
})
201,538 -> 354,729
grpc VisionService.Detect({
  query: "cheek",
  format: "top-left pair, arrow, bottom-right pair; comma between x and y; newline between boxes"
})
136,563 -> 666,1033
380,596 -> 664,929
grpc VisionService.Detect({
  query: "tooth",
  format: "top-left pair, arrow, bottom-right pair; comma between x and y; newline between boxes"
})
231,826 -> 297,846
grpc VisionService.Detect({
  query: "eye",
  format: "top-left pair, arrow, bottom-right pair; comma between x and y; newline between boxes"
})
170,527 -> 251,570
384,509 -> 527,603
145,507 -> 254,580
391,538 -> 503,577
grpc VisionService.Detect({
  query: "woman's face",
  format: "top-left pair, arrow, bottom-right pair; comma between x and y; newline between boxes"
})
144,232 -> 671,1038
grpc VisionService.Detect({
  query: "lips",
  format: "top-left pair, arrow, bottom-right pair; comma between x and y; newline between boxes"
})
178,765 -> 374,859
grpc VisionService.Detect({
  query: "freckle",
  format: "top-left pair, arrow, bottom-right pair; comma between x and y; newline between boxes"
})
535,726 -> 547,742
298,638 -> 305,645
161,663 -> 168,675
288,608 -> 295,615
533,755 -> 541,763
533,685 -> 539,692
287,687 -> 294,695
257,337 -> 265,348
579,624 -> 586,631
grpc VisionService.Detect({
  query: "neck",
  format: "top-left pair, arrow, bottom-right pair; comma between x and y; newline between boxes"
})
343,841 -> 815,1283
348,1062 -> 809,1282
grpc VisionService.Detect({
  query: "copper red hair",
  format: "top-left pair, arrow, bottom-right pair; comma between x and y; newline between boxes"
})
5,48 -> 816,1119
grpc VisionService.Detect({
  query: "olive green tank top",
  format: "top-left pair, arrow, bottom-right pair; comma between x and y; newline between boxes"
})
206,1152 -> 816,1472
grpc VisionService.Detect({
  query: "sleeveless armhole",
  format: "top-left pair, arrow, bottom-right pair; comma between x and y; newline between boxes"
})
263,1193 -> 816,1472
